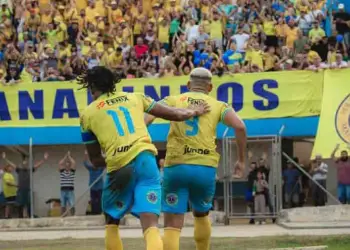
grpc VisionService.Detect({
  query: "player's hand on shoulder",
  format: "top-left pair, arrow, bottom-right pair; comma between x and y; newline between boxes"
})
188,101 -> 211,116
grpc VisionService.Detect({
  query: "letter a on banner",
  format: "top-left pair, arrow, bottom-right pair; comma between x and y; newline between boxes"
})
312,69 -> 350,158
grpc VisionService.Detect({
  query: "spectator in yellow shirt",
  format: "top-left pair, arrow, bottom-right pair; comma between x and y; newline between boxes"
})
210,13 -> 223,49
54,18 -> 68,44
121,20 -> 133,46
86,0 -> 99,25
264,47 -> 279,71
309,22 -> 325,44
285,19 -> 299,49
2,164 -> 17,219
158,18 -> 170,51
304,44 -> 320,64
108,1 -> 123,24
108,47 -> 123,70
246,42 -> 264,71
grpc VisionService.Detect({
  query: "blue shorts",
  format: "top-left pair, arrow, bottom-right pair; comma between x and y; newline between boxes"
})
162,164 -> 216,214
102,151 -> 161,219
61,189 -> 75,208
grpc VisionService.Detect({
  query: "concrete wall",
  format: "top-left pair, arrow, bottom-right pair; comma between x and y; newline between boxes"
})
1,143 -> 166,217
0,139 -> 341,217
293,141 -> 338,202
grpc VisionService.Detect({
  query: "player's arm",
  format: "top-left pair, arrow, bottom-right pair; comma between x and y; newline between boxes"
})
223,109 -> 247,176
147,102 -> 209,122
80,113 -> 105,168
144,97 -> 171,125
143,96 -> 209,125
144,113 -> 156,126
85,142 -> 106,168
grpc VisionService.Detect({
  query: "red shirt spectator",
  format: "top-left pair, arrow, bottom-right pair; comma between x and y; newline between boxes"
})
134,37 -> 149,59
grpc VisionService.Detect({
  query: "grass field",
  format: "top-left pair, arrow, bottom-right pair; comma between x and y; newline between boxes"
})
1,236 -> 350,250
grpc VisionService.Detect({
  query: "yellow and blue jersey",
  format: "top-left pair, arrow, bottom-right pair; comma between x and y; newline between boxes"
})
161,92 -> 232,168
80,92 -> 158,173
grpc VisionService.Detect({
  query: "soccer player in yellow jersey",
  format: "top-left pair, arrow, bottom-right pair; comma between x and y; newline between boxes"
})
145,68 -> 247,250
78,66 -> 209,250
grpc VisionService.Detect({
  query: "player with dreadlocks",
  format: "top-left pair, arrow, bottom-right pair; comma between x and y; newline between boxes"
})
78,66 -> 210,250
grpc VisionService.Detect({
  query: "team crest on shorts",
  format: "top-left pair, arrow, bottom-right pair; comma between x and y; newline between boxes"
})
202,196 -> 213,206
116,201 -> 124,209
147,191 -> 158,204
166,193 -> 178,206
335,94 -> 350,143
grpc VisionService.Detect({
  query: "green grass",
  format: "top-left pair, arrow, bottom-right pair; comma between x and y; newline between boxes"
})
1,236 -> 350,250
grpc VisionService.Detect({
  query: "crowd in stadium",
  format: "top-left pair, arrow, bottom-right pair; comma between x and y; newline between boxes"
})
0,0 -> 349,85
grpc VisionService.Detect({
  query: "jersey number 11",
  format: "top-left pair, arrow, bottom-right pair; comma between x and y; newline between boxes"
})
106,107 -> 135,136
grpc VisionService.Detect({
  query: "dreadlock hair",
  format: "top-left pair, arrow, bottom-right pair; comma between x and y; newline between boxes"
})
77,66 -> 121,95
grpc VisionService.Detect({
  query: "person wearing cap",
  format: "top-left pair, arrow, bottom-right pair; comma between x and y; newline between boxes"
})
333,3 -> 350,46
120,19 -> 133,46
144,67 -> 246,250
166,0 -> 182,14
107,0 -> 123,24
86,0 -> 99,25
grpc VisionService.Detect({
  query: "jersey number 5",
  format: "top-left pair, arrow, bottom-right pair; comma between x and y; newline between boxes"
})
107,107 -> 135,136
185,116 -> 199,136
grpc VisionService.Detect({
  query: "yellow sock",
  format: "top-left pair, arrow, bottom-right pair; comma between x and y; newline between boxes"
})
144,226 -> 163,250
163,227 -> 181,250
105,225 -> 123,250
194,216 -> 211,250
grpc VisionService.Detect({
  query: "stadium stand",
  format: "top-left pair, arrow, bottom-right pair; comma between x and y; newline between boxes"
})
0,0 -> 349,85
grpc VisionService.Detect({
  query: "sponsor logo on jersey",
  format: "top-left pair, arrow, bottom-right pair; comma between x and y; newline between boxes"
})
112,144 -> 133,156
180,96 -> 188,102
187,97 -> 205,105
96,101 -> 105,109
183,145 -> 210,155
96,96 -> 129,109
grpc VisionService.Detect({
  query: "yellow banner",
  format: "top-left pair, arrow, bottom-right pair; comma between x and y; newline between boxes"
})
312,69 -> 350,158
0,71 -> 323,127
